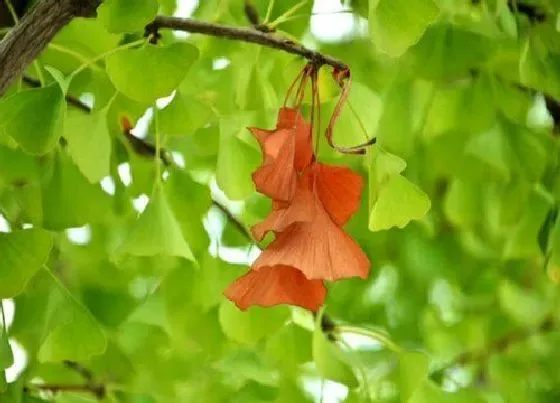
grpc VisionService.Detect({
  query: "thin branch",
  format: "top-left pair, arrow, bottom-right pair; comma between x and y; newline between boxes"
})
28,383 -> 105,399
431,316 -> 555,381
63,360 -> 94,382
212,199 -> 253,242
145,16 -> 349,71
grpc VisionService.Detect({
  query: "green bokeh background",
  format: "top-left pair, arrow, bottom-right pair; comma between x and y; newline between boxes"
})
1,0 -> 560,402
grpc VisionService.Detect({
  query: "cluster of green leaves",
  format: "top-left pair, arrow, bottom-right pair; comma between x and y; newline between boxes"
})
0,0 -> 560,402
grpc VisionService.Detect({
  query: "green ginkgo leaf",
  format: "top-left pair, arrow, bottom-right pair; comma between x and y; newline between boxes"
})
0,84 -> 65,155
369,0 -> 439,57
465,125 -> 512,180
218,300 -> 289,345
159,91 -> 213,136
64,107 -> 111,183
106,42 -> 199,103
266,323 -> 312,373
98,0 -> 158,34
38,270 -> 107,362
217,114 -> 261,200
0,229 -> 53,298
399,350 -> 429,402
369,174 -> 431,231
0,305 -> 13,370
312,310 -> 359,388
118,184 -> 195,261
498,280 -> 548,328
42,151 -> 112,230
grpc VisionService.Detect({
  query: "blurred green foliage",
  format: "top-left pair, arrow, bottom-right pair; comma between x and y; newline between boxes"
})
0,0 -> 560,402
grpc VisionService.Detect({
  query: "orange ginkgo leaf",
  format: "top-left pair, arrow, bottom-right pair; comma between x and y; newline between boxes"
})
312,163 -> 364,226
251,172 -> 314,241
252,185 -> 370,281
224,265 -> 326,311
251,129 -> 297,201
252,162 -> 364,241
276,107 -> 313,171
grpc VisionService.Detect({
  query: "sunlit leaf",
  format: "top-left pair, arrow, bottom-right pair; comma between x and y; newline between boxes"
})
117,183 -> 195,261
400,350 -> 429,402
98,0 -> 158,33
106,42 -> 199,103
369,174 -> 431,231
218,300 -> 289,345
217,114 -> 260,200
0,229 -> 53,298
64,107 -> 111,183
369,0 -> 439,57
0,84 -> 65,155
38,270 -> 107,362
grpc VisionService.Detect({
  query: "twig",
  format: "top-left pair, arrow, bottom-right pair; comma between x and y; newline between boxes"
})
28,383 -> 105,399
212,199 -> 253,242
63,360 -> 94,382
145,16 -> 348,71
431,316 -> 555,380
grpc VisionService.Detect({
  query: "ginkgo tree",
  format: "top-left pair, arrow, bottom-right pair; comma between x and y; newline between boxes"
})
0,0 -> 559,402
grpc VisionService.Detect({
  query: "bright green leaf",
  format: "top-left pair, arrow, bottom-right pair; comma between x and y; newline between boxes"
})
218,300 -> 289,345
465,125 -> 511,180
106,42 -> 199,103
42,151 -> 112,230
159,91 -> 213,136
0,229 -> 53,298
369,174 -> 431,231
64,107 -> 111,183
98,0 -> 158,33
117,184 -> 195,261
0,306 -> 13,369
498,280 -> 548,327
38,270 -> 107,362
0,84 -> 65,155
399,350 -> 429,402
266,323 -> 313,373
369,0 -> 439,57
217,114 -> 261,200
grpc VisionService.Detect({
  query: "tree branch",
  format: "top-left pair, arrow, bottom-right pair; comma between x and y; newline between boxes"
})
27,383 -> 105,399
0,0 -> 101,95
431,316 -> 555,382
145,16 -> 349,71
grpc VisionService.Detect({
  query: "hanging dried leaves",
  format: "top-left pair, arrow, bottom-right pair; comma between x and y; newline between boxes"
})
224,63 -> 373,311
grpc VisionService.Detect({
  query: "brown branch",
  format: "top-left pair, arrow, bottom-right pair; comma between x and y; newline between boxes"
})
63,360 -> 94,382
431,316 -> 555,382
145,16 -> 349,71
212,199 -> 254,242
28,383 -> 105,399
0,0 -> 101,95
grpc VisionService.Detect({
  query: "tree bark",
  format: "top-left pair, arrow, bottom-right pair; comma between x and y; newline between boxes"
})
0,0 -> 101,95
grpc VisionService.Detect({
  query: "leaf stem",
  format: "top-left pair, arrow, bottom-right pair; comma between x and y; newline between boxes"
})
0,301 -> 8,338
68,38 -> 146,80
268,0 -> 308,28
346,99 -> 370,142
153,105 -> 162,182
48,43 -> 103,71
334,325 -> 402,353
263,0 -> 276,23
